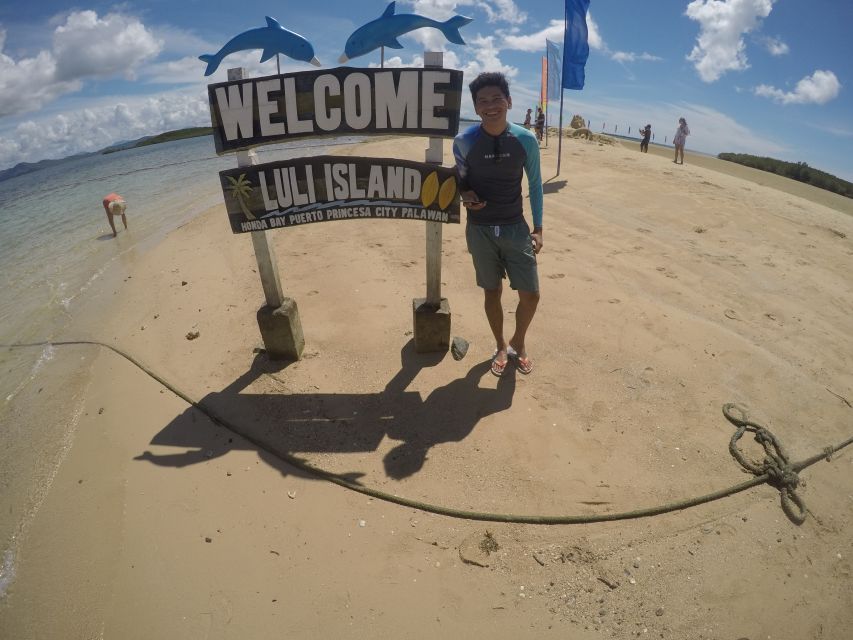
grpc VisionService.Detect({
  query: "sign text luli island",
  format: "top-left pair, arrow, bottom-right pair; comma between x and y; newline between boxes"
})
219,155 -> 460,233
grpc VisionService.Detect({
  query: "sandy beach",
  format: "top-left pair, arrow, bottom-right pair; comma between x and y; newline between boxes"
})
1,134 -> 851,639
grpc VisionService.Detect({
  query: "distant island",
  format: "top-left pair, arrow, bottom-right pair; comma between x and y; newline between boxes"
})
718,153 -> 852,200
102,127 -> 213,153
0,127 -> 214,183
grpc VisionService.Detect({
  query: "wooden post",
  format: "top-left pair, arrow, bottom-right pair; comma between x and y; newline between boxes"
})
411,51 -> 451,353
228,68 -> 303,360
424,51 -> 444,307
229,68 -> 285,308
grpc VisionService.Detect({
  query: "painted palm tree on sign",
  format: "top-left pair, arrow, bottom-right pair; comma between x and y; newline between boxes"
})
225,174 -> 256,220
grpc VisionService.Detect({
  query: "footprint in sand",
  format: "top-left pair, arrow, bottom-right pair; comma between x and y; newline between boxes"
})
637,227 -> 652,234
656,266 -> 678,279
608,298 -> 620,304
764,312 -> 783,325
306,290 -> 319,296
547,273 -> 566,279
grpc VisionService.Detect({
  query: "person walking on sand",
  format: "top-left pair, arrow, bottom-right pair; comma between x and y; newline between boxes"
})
639,124 -> 651,153
523,108 -> 532,129
673,117 -> 690,164
453,71 -> 543,377
534,107 -> 545,143
102,193 -> 127,237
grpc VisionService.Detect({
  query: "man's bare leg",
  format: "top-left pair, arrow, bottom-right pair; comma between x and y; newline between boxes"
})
508,290 -> 540,359
484,286 -> 508,366
106,214 -> 117,237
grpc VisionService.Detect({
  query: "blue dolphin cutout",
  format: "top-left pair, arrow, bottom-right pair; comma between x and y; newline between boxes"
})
339,1 -> 472,63
199,17 -> 320,76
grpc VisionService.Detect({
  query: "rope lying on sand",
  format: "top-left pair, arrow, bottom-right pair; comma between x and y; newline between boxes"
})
6,340 -> 852,525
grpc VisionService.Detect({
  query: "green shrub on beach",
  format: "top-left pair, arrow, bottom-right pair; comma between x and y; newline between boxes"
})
718,153 -> 852,199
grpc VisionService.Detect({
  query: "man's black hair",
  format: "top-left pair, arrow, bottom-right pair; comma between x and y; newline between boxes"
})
469,72 -> 510,101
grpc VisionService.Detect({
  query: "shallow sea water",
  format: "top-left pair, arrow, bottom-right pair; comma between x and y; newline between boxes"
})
0,133 -> 361,597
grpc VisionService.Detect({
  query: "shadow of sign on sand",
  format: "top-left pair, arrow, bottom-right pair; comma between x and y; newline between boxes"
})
135,341 -> 516,481
543,178 -> 567,194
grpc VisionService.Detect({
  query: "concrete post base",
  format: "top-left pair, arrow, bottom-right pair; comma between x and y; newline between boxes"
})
412,297 -> 451,353
257,298 -> 304,361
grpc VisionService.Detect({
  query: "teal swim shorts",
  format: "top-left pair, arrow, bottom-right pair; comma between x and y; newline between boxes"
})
465,221 -> 539,292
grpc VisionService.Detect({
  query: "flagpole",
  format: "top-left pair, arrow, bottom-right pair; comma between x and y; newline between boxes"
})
556,0 -> 569,177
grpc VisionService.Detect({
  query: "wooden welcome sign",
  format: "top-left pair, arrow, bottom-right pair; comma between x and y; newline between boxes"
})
208,52 -> 460,357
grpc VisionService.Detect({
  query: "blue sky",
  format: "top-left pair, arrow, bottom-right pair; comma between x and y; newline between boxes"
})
1,1 -> 851,180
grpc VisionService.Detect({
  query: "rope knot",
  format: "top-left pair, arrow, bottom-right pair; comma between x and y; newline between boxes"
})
722,404 -> 807,525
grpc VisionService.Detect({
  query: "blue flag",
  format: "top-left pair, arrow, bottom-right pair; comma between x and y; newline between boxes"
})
546,39 -> 562,101
562,0 -> 590,90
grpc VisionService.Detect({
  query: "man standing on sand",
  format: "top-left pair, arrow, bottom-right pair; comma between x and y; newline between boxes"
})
102,193 -> 128,237
639,124 -> 651,153
534,107 -> 545,143
453,72 -> 543,377
673,117 -> 690,164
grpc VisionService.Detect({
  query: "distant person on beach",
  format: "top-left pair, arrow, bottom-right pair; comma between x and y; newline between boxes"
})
673,117 -> 690,164
639,124 -> 651,153
102,193 -> 127,237
534,108 -> 545,142
523,108 -> 532,129
453,71 -> 543,378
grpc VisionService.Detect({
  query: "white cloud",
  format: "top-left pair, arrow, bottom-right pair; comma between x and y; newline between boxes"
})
754,70 -> 841,105
141,49 -> 310,85
759,35 -> 789,56
0,88 -> 211,167
475,0 -> 527,25
392,1 -> 526,51
498,13 -> 657,67
611,51 -> 662,63
0,34 -> 81,117
0,11 -> 161,117
52,11 -> 162,81
400,0 -> 527,25
586,13 -> 605,51
366,37 -> 517,89
501,19 -> 564,52
685,0 -> 775,82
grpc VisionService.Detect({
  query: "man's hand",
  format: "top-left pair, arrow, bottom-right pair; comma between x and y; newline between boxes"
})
531,228 -> 543,254
460,190 -> 486,211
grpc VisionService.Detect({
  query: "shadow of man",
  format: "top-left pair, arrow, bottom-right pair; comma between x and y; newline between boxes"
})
134,341 -> 515,483
381,343 -> 516,479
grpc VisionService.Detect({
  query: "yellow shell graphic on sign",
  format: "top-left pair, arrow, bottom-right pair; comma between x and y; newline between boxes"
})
438,176 -> 457,210
421,171 -> 439,208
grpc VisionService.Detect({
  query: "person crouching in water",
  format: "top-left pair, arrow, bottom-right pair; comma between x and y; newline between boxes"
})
102,193 -> 127,237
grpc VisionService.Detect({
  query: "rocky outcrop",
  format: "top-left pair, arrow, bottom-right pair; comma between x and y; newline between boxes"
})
570,114 -> 586,129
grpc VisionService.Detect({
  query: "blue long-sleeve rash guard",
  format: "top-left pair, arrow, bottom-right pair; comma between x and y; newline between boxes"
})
452,122 -> 543,229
